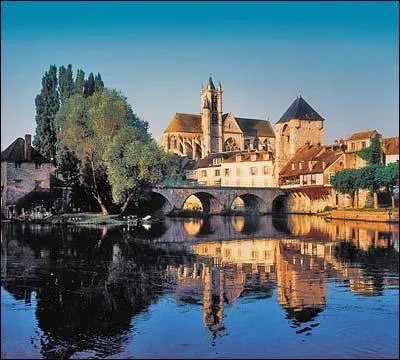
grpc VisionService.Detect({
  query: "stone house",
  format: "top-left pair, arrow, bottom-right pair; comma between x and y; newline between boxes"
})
344,130 -> 381,153
1,134 -> 53,218
382,136 -> 399,165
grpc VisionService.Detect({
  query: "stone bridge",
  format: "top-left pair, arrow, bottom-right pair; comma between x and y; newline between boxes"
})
151,186 -> 287,214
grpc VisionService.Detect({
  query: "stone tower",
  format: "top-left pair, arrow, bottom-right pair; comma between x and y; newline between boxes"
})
201,77 -> 223,156
275,95 -> 325,173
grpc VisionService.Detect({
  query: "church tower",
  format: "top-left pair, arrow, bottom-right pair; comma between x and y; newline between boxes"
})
275,95 -> 325,173
201,77 -> 223,156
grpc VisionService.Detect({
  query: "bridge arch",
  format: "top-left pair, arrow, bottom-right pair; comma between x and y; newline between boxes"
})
230,193 -> 267,214
148,191 -> 174,214
182,192 -> 224,214
272,194 -> 288,213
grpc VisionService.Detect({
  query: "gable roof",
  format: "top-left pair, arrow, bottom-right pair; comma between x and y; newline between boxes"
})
224,150 -> 272,163
234,117 -> 275,137
1,138 -> 49,163
164,113 -> 202,134
194,151 -> 242,170
280,144 -> 343,177
347,130 -> 377,141
277,96 -> 325,124
383,136 -> 399,155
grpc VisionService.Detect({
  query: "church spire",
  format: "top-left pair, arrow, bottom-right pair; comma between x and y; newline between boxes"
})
208,76 -> 215,90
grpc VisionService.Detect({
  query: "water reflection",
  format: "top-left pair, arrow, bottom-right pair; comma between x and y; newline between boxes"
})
1,215 -> 399,359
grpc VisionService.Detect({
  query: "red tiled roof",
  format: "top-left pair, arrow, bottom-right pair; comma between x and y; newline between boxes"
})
383,136 -> 399,156
347,130 -> 377,141
224,150 -> 273,163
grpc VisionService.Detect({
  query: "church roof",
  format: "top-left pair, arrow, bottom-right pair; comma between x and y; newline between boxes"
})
164,113 -> 202,134
235,117 -> 275,137
1,137 -> 49,163
277,96 -> 325,124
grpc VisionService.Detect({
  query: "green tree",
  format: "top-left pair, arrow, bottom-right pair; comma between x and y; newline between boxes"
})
358,134 -> 382,165
357,165 -> 381,208
84,72 -> 95,97
331,169 -> 360,208
73,69 -> 85,95
94,73 -> 104,92
59,64 -> 74,104
104,125 -> 176,213
33,65 -> 60,163
374,163 -> 399,208
55,90 -> 131,215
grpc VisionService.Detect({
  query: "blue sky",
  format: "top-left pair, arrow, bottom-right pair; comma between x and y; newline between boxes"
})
1,1 -> 398,149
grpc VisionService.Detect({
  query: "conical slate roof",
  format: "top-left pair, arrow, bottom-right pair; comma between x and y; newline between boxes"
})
208,76 -> 215,90
277,96 -> 324,124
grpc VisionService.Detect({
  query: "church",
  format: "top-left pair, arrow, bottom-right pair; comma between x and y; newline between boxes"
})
161,77 -> 276,160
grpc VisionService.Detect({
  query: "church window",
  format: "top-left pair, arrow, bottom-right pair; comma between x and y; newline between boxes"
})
225,138 -> 237,152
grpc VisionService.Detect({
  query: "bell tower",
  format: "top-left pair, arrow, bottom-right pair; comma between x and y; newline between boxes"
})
201,76 -> 223,156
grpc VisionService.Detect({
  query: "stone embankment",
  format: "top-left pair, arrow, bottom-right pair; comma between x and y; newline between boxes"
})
327,208 -> 399,223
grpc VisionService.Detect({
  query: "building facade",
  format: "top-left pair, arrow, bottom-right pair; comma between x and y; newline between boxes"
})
161,77 -> 275,160
1,134 -> 53,218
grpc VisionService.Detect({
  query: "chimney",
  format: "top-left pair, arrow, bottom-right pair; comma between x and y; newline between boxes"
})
25,134 -> 31,160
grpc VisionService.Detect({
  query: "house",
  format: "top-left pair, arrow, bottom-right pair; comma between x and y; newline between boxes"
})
382,136 -> 399,165
1,134 -> 53,218
344,130 -> 381,153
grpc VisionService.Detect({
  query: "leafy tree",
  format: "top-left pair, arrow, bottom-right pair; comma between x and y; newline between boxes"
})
73,69 -> 85,95
33,65 -> 60,163
59,65 -> 74,104
55,90 -> 130,215
331,169 -> 360,208
104,125 -> 176,213
358,134 -> 382,165
84,72 -> 95,97
94,73 -> 104,92
374,163 -> 399,208
357,165 -> 381,208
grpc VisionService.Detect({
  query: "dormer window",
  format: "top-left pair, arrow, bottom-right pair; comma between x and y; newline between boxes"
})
212,158 -> 222,166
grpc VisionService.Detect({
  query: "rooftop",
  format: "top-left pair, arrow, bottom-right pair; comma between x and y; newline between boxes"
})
277,96 -> 325,124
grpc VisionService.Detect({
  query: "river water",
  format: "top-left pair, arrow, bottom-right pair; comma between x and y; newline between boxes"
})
1,215 -> 399,359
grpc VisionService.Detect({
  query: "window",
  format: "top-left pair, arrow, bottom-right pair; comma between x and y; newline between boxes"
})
201,170 -> 207,177
336,193 -> 339,205
311,174 -> 316,184
14,162 -> 22,169
213,158 -> 222,166
361,141 -> 366,148
291,163 -> 295,170
216,247 -> 221,255
299,162 -> 302,170
251,154 -> 257,161
236,154 -> 242,162
263,153 -> 269,160
225,249 -> 231,258
251,250 -> 259,259
236,168 -> 240,176
14,179 -> 23,187
351,142 -> 355,150
215,169 -> 220,176
244,139 -> 251,150
250,167 -> 257,175
224,168 -> 230,176
339,161 -> 344,167
263,250 -> 271,260
263,166 -> 269,175
35,163 -> 41,169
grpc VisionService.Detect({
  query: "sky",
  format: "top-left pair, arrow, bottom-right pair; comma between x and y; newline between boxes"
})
1,1 -> 399,149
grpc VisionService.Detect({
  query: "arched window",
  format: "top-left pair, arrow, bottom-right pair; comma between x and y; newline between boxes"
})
170,135 -> 177,149
224,137 -> 238,151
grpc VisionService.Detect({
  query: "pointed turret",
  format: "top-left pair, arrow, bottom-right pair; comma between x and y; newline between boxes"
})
208,76 -> 215,90
277,96 -> 324,124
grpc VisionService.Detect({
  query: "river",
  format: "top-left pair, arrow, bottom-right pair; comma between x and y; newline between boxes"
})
1,215 -> 399,359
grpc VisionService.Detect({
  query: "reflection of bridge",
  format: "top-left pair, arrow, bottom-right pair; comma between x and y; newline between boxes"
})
152,185 -> 287,214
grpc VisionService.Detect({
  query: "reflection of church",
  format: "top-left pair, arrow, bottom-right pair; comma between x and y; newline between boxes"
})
161,77 -> 276,160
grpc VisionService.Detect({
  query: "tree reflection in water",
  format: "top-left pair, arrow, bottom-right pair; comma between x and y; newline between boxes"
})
1,214 -> 399,358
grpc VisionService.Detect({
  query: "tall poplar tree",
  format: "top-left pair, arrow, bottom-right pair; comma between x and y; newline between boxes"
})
94,73 -> 104,92
84,72 -> 95,97
73,69 -> 85,95
59,64 -> 74,104
33,65 -> 60,162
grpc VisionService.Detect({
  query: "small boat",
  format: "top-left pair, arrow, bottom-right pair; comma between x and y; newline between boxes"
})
142,215 -> 151,222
